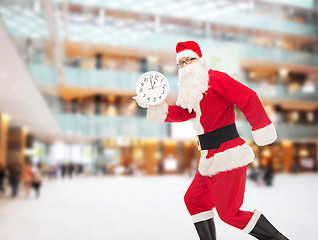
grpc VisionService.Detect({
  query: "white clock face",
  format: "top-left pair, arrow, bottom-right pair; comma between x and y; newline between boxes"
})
136,71 -> 169,106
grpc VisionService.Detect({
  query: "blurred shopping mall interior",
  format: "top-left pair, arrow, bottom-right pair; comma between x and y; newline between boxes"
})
0,0 -> 318,177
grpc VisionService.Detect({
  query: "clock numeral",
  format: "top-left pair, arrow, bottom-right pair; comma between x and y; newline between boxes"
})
163,84 -> 166,89
159,96 -> 162,99
143,93 -> 146,98
149,75 -> 153,80
153,97 -> 156,102
141,82 -> 144,87
160,78 -> 163,83
144,78 -> 148,82
161,90 -> 165,94
155,76 -> 159,80
139,88 -> 143,93
147,97 -> 150,102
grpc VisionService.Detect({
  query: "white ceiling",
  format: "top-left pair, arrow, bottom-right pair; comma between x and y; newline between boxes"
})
0,21 -> 61,138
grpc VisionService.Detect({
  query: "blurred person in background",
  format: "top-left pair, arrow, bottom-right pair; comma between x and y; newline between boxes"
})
8,161 -> 22,198
32,163 -> 42,198
135,41 -> 288,240
76,163 -> 83,176
0,163 -> 6,194
68,162 -> 74,178
48,164 -> 58,180
247,158 -> 274,187
260,157 -> 275,187
61,163 -> 67,178
247,158 -> 263,186
22,161 -> 33,198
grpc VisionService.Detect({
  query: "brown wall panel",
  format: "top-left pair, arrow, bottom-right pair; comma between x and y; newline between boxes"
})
143,140 -> 159,175
282,141 -> 294,173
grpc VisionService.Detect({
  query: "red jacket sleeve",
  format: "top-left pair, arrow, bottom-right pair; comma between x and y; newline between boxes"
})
211,71 -> 277,146
165,105 -> 196,123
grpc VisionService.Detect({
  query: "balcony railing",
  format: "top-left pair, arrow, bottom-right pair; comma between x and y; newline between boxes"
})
237,121 -> 318,140
55,113 -> 317,140
65,27 -> 318,66
29,63 -> 318,101
55,113 -> 169,138
1,6 -> 318,67
28,64 -> 59,85
243,81 -> 318,101
53,0 -> 317,37
260,0 -> 316,10
65,67 -> 139,89
236,44 -> 318,66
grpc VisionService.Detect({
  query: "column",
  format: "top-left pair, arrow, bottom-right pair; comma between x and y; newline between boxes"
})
183,141 -> 195,174
95,95 -> 102,114
162,140 -> 178,174
7,127 -> 31,166
282,140 -> 294,173
20,127 -> 28,166
143,139 -> 159,175
0,114 -> 10,167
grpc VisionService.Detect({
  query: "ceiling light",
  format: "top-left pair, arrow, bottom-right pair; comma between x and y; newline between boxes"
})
279,68 -> 288,78
249,72 -> 256,78
302,82 -> 316,93
2,113 -> 10,122
22,127 -> 29,134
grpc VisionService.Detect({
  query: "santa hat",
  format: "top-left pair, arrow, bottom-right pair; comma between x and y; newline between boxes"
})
176,41 -> 202,63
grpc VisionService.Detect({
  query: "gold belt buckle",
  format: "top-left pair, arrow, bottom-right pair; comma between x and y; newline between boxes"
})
196,136 -> 201,151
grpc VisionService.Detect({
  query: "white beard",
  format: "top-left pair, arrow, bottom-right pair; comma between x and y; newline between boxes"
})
176,58 -> 210,112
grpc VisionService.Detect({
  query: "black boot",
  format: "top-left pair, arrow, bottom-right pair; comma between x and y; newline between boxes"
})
194,218 -> 217,240
249,214 -> 289,240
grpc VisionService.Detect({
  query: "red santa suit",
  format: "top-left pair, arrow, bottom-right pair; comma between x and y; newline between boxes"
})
146,44 -> 277,232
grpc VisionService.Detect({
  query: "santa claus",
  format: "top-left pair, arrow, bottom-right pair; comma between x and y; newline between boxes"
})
134,41 -> 288,240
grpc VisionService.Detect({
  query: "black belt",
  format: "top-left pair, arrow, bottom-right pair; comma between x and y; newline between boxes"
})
196,123 -> 239,151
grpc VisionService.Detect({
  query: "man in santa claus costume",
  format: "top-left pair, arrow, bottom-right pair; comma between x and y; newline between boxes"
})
134,41 -> 289,240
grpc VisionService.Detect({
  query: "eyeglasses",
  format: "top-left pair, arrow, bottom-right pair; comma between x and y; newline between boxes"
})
177,58 -> 197,68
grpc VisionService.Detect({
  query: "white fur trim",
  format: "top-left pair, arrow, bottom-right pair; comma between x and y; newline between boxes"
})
192,97 -> 254,176
176,49 -> 200,63
192,210 -> 215,223
198,142 -> 255,177
252,123 -> 277,146
192,103 -> 204,134
243,209 -> 262,233
146,102 -> 168,123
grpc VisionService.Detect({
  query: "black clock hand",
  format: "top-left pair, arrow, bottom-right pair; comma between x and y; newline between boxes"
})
148,85 -> 163,90
150,79 -> 154,89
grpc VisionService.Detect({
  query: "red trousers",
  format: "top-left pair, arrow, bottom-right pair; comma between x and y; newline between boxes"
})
184,166 -> 253,230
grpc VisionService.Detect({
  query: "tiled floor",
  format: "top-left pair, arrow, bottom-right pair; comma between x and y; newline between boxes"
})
0,173 -> 317,240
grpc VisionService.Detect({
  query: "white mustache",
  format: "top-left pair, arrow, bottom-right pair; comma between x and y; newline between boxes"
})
178,63 -> 196,77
